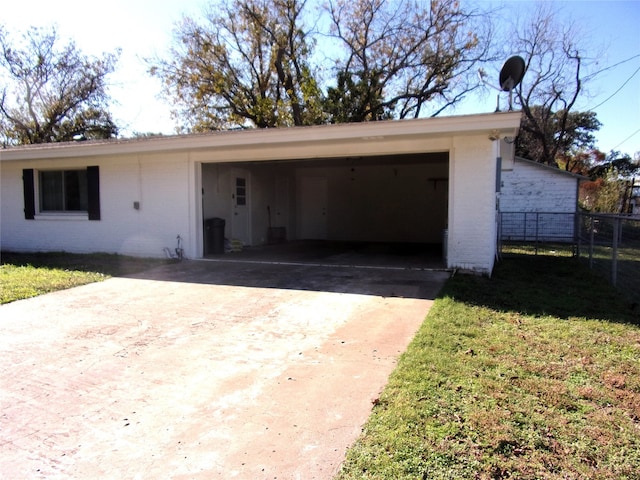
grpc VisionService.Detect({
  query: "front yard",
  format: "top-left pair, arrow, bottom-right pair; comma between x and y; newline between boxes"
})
2,250 -> 638,478
0,252 -> 170,304
337,255 -> 639,479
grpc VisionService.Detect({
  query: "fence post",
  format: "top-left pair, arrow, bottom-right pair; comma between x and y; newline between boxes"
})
611,217 -> 619,287
497,212 -> 502,258
589,216 -> 594,269
574,213 -> 580,257
534,212 -> 539,255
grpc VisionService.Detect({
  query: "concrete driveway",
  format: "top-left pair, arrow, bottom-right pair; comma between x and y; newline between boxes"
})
0,256 -> 449,479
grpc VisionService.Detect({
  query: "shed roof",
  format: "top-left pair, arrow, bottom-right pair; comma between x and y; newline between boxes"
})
514,156 -> 588,181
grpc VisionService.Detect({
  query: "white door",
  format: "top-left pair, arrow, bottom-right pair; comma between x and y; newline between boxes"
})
299,176 -> 327,239
274,176 -> 290,229
231,169 -> 251,245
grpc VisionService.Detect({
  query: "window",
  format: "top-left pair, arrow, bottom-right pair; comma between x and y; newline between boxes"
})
22,166 -> 100,220
39,170 -> 88,212
235,177 -> 246,206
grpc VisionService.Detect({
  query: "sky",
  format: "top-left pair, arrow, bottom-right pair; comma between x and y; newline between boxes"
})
2,0 -> 639,155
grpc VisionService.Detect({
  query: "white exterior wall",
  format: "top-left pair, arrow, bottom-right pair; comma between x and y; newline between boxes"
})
500,157 -> 578,212
1,153 -> 196,258
499,157 -> 579,242
1,113 -> 521,271
447,135 -> 498,274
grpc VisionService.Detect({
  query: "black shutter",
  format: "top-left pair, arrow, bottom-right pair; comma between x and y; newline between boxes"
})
23,169 -> 35,220
87,166 -> 101,221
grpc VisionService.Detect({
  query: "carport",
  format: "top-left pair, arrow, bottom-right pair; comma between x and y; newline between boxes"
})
202,152 -> 449,255
193,112 -> 521,274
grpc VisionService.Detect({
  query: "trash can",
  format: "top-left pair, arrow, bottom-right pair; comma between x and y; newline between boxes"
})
205,217 -> 226,254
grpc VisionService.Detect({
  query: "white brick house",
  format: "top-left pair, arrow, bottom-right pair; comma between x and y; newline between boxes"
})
0,112 -> 521,275
499,155 -> 584,242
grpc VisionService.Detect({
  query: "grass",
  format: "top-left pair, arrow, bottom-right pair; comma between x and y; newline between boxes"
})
1,252 -> 171,304
502,241 -> 640,307
336,254 -> 640,479
582,244 -> 640,306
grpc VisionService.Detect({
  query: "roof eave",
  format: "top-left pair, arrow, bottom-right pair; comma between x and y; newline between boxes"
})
0,111 -> 522,162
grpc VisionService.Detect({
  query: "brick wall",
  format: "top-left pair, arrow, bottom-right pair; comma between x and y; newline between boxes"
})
499,157 -> 579,242
500,157 -> 578,213
1,118 -> 519,272
1,153 -> 193,258
447,135 -> 497,275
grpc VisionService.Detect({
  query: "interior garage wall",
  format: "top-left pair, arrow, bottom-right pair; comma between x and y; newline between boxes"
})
202,154 -> 448,247
202,163 -> 232,221
295,157 -> 448,244
247,163 -> 296,245
202,162 -> 297,246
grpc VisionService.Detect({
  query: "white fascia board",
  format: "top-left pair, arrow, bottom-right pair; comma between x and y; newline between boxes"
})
0,111 -> 521,162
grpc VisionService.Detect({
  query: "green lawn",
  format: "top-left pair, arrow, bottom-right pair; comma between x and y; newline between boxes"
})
337,255 -> 640,479
1,252 -> 171,304
584,244 -> 640,306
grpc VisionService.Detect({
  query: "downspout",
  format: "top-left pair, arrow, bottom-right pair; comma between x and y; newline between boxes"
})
490,131 -> 504,266
496,154 -> 503,262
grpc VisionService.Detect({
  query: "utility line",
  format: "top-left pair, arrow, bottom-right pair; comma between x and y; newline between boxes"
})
583,53 -> 640,80
612,127 -> 640,152
583,54 -> 640,152
588,64 -> 640,111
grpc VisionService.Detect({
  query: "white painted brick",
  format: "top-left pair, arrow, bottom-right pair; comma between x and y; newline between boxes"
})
447,135 -> 497,274
499,157 -> 579,241
2,120 -> 519,274
1,153 -> 194,258
501,158 -> 577,213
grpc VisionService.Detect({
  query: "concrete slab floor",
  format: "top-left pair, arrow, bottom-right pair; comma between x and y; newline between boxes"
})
0,260 -> 449,479
205,240 -> 446,271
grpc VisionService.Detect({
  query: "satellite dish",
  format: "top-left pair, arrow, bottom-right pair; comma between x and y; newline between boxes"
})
478,55 -> 526,111
499,56 -> 526,92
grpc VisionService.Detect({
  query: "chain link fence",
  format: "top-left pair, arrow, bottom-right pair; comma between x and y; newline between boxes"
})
576,214 -> 640,303
498,212 -> 577,255
499,212 -> 640,305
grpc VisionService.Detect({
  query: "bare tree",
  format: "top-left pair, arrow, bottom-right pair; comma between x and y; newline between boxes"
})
150,0 -> 324,131
325,0 -> 494,122
512,3 -> 597,166
0,25 -> 119,145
